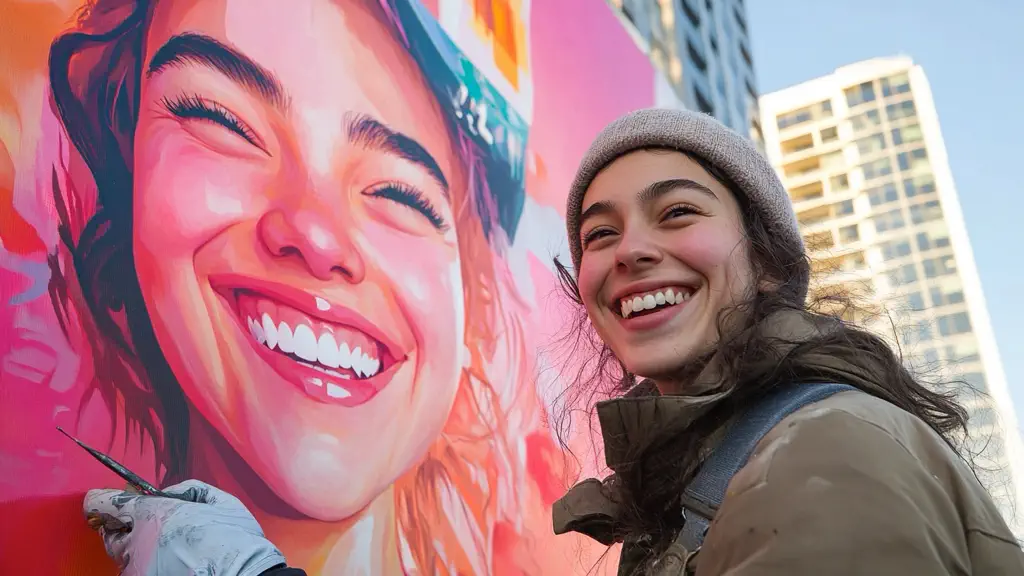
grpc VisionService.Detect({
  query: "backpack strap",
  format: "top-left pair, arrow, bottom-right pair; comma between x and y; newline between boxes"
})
675,382 -> 857,553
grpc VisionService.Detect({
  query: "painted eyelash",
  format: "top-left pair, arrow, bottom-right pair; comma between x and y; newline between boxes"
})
368,182 -> 449,232
161,93 -> 261,147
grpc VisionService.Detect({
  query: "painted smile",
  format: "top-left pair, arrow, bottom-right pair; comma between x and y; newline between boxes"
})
211,274 -> 405,407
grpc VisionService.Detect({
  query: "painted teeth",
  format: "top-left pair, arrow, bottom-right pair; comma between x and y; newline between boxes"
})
620,288 -> 691,318
246,313 -> 382,379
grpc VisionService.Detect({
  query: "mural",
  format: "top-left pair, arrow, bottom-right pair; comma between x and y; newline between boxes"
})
0,0 -> 673,573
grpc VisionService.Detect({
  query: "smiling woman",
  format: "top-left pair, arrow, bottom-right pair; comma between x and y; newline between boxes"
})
46,0 -> 538,573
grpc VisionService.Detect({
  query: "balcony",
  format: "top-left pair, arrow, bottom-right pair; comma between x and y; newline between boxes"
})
781,133 -> 815,156
798,204 -> 832,227
789,180 -> 824,204
782,155 -> 822,179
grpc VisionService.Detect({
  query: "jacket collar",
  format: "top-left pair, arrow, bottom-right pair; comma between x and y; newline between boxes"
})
551,380 -> 729,545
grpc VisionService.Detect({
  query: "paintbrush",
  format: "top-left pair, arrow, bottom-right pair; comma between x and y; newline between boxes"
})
56,426 -> 183,500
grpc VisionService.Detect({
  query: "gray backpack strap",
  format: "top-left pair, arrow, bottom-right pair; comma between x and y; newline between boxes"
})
675,382 -> 857,552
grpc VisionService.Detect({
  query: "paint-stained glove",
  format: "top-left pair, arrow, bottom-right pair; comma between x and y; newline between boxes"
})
83,479 -> 287,576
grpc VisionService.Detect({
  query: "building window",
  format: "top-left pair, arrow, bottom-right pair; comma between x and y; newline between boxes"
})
945,341 -> 979,364
886,100 -> 917,121
830,173 -> 849,191
739,42 -> 753,67
873,207 -> 906,233
687,38 -> 708,72
867,182 -> 899,206
694,85 -> 715,115
880,238 -> 912,260
621,2 -> 637,25
937,312 -> 972,336
745,79 -> 758,101
963,372 -> 987,393
909,200 -> 944,224
681,0 -> 701,27
734,6 -> 748,35
923,255 -> 957,278
971,405 -> 996,427
898,147 -> 929,172
930,286 -> 965,307
904,291 -> 925,310
845,82 -> 876,108
900,321 -> 932,346
891,124 -> 923,146
777,107 -> 811,130
888,263 -> 918,286
856,133 -> 887,156
881,73 -> 911,98
835,199 -> 854,216
777,100 -> 831,130
904,174 -> 936,198
821,126 -> 839,143
916,231 -> 951,251
851,108 -> 881,131
861,157 -> 893,180
839,224 -> 860,243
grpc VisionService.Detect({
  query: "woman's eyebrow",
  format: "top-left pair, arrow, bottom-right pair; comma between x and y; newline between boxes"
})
579,178 -> 717,227
147,32 -> 289,111
637,178 -> 717,205
346,113 -> 450,200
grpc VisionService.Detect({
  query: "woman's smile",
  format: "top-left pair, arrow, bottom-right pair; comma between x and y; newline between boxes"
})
211,273 -> 407,407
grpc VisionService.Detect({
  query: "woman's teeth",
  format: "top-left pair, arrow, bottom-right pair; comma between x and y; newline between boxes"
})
247,314 -> 381,379
620,288 -> 691,318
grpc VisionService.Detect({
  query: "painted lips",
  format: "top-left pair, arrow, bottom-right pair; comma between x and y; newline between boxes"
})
212,275 -> 405,407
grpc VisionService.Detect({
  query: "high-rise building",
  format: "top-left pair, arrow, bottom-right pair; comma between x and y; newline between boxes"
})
606,0 -> 764,147
759,56 -> 1024,534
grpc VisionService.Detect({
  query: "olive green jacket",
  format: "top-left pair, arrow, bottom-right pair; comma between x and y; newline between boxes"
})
553,311 -> 1024,575
554,387 -> 1024,575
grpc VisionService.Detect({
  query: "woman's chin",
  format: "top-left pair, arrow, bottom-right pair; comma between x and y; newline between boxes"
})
271,474 -> 383,521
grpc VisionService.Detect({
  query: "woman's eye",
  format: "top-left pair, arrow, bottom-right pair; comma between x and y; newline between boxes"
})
162,94 -> 263,149
582,228 -> 615,247
366,182 -> 449,232
663,204 -> 699,220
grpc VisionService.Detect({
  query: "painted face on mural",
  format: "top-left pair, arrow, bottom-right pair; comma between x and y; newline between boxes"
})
133,0 -> 467,520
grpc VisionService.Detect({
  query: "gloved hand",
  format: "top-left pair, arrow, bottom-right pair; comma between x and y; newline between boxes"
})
83,479 -> 287,576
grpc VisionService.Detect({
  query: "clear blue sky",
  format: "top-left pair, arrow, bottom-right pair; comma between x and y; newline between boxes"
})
748,1 -> 1024,416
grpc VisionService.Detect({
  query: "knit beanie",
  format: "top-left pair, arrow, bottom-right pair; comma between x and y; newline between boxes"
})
565,108 -> 808,301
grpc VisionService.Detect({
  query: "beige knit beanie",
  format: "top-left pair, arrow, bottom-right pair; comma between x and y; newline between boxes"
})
565,108 -> 807,300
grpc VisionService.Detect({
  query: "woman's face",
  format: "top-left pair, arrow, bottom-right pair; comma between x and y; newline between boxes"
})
576,150 -> 755,386
134,0 -> 467,519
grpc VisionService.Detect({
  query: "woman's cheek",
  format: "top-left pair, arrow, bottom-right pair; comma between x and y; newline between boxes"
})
133,123 -> 269,248
358,221 -> 462,345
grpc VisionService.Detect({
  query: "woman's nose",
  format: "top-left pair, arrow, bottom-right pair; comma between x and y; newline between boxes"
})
257,207 -> 366,283
615,231 -> 664,273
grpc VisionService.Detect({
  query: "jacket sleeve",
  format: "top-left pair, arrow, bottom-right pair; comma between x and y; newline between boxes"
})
260,565 -> 307,576
694,409 -> 1024,575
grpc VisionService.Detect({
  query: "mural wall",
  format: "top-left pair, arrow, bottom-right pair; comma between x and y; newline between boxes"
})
0,0 -> 672,573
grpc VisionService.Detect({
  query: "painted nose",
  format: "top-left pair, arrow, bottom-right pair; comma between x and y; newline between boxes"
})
257,207 -> 366,283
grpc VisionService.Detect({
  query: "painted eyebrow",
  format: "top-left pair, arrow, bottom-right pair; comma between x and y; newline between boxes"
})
579,178 -> 717,227
345,113 -> 450,199
147,32 -> 288,110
